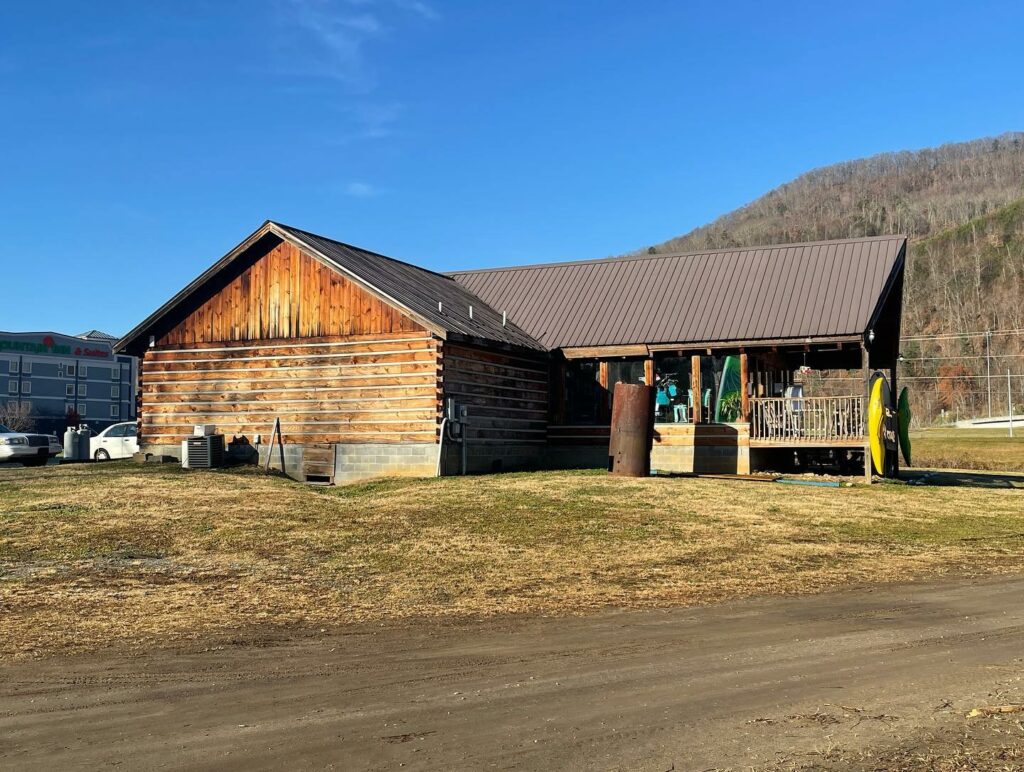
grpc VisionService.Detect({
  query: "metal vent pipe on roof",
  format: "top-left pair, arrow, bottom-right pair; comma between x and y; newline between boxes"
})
468,305 -> 474,320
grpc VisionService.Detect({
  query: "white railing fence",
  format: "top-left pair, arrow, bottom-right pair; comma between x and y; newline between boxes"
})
750,395 -> 864,443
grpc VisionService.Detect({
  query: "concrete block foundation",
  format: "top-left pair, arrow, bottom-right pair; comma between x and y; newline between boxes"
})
144,427 -> 756,484
334,443 -> 437,484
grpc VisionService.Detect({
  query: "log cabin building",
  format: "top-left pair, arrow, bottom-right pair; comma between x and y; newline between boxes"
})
117,222 -> 906,483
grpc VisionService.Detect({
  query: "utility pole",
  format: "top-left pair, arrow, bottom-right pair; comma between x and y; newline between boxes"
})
1010,369 -> 1015,439
986,330 -> 992,418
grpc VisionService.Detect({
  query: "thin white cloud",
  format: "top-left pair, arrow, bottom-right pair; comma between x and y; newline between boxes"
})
283,0 -> 380,88
394,0 -> 439,21
344,181 -> 379,197
348,0 -> 438,18
273,0 -> 436,146
278,0 -> 436,88
345,101 -> 403,140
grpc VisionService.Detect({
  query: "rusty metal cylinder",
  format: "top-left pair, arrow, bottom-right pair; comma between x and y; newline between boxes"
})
608,382 -> 652,477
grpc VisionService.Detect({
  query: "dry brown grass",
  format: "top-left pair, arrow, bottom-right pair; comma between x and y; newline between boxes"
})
2,463 -> 1023,660
912,429 -> 1024,472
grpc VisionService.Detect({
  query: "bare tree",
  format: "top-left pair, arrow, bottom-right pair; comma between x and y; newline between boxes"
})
0,402 -> 36,433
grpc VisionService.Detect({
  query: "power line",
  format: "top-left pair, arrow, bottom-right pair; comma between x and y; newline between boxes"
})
815,374 -> 1024,381
900,353 -> 1024,361
902,328 -> 1024,341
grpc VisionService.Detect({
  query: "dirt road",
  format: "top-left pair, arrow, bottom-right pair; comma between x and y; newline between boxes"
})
3,577 -> 1023,770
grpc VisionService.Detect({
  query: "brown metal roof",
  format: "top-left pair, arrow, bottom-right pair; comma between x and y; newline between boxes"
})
275,223 -> 545,350
450,236 -> 906,349
118,224 -> 905,358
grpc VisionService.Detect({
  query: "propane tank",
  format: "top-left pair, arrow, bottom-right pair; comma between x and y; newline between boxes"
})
63,427 -> 78,460
77,425 -> 92,461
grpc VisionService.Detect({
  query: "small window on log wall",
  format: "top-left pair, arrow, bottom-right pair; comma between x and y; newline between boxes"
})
564,360 -> 601,424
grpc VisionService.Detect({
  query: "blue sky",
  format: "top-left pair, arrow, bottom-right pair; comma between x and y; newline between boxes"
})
2,1 -> 1023,336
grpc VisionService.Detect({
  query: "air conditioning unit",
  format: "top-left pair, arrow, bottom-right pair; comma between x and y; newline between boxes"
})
183,434 -> 226,469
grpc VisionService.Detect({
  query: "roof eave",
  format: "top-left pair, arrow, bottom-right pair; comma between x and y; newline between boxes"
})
561,334 -> 865,359
863,238 -> 908,340
116,221 -> 279,354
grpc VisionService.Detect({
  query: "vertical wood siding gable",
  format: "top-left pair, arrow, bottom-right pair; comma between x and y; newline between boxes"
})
158,240 -> 426,345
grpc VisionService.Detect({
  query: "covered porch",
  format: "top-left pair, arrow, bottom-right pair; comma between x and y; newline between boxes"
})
543,236 -> 905,479
548,330 -> 899,479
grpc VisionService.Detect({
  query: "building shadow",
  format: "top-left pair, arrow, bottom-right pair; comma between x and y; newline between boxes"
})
902,469 -> 1024,489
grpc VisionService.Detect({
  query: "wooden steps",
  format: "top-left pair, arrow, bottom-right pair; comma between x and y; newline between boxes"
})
303,443 -> 336,484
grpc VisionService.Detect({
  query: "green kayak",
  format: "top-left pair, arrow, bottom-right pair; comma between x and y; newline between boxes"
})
897,387 -> 911,465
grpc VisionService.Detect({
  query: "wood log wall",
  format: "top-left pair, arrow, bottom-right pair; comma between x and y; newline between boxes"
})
141,332 -> 440,445
546,425 -> 611,445
139,236 -> 556,451
652,423 -> 750,447
139,237 -> 444,446
440,342 -> 548,445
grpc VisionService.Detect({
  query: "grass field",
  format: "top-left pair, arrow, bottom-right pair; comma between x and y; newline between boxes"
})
910,428 -> 1024,471
2,462 -> 1023,660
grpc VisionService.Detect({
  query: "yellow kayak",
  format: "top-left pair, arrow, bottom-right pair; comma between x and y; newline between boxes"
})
868,374 -> 886,476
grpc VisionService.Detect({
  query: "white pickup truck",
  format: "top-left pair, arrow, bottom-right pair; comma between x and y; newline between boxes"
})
0,423 -> 62,466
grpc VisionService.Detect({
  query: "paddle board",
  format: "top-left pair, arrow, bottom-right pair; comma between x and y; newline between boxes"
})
714,355 -> 742,422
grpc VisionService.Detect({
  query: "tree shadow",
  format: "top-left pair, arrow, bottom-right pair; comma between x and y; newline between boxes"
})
902,469 -> 1024,489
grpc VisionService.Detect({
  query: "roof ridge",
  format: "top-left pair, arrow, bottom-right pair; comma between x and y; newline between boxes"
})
2,330 -> 115,340
77,329 -> 118,339
270,221 -> 458,283
268,221 -> 547,351
448,234 -> 907,276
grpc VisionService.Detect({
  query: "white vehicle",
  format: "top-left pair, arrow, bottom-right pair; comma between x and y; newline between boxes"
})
0,423 -> 61,466
90,422 -> 139,461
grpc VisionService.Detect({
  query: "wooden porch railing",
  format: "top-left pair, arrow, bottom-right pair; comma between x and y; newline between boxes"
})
749,395 -> 865,444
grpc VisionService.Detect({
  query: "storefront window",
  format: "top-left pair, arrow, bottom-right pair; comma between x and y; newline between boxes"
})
701,355 -> 743,423
606,359 -> 647,416
654,354 -> 743,423
653,355 -> 691,423
563,355 -> 745,425
606,360 -> 645,388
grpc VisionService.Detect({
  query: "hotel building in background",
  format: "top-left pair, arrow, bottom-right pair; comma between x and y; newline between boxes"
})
2,330 -> 137,435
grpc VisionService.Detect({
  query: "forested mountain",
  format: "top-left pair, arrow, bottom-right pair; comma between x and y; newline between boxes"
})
638,133 -> 1024,419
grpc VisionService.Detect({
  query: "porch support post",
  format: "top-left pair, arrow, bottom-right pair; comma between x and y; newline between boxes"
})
599,360 -> 610,423
739,351 -> 750,422
691,354 -> 702,423
644,357 -> 654,386
862,343 -> 872,484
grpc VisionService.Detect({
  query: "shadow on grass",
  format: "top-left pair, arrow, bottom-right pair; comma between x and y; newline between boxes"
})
903,469 -> 1024,489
